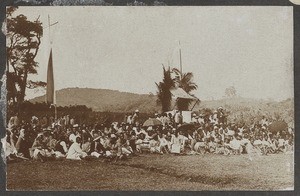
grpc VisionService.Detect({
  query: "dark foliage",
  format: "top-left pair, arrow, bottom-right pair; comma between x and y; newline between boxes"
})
6,7 -> 44,110
9,101 -> 151,126
156,66 -> 174,112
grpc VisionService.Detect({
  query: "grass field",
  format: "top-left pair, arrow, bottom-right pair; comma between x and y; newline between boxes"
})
6,153 -> 294,191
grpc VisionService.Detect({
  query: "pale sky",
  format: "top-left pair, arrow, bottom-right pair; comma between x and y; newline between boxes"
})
12,6 -> 293,101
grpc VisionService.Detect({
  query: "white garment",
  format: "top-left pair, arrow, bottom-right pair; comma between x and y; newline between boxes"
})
33,149 -> 52,159
194,142 -> 205,151
278,139 -> 285,147
227,129 -> 235,136
230,139 -> 241,150
5,140 -> 17,157
197,118 -> 204,124
240,138 -> 250,146
253,140 -> 262,146
54,151 -> 65,158
91,151 -> 101,158
69,134 -> 76,143
191,117 -> 198,123
66,142 -> 87,160
127,116 -> 132,124
171,135 -> 181,153
159,136 -> 168,147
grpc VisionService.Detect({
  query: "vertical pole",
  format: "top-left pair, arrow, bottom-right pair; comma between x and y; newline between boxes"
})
48,15 -> 51,45
179,41 -> 182,76
55,104 -> 57,121
54,86 -> 57,121
48,15 -> 56,120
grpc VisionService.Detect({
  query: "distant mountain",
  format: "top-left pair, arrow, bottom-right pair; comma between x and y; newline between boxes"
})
30,87 -> 160,113
30,88 -> 294,121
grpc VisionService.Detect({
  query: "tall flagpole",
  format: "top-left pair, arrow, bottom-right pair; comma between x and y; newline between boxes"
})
46,15 -> 58,121
179,41 -> 182,74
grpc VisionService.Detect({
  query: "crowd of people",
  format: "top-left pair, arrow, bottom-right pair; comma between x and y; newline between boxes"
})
4,107 -> 294,163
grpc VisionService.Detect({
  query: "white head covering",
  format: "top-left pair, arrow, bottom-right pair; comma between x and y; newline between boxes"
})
147,126 -> 153,131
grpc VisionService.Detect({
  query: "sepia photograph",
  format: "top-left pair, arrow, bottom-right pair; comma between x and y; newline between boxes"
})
3,5 -> 294,191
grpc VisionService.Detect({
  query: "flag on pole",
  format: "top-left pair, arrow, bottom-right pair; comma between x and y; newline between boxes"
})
46,49 -> 54,104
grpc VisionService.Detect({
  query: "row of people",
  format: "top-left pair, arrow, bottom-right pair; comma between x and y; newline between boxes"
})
4,108 -> 294,163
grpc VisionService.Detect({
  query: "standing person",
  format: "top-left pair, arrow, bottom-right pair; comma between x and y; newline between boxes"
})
158,133 -> 170,153
174,110 -> 180,125
132,110 -> 140,126
41,115 -> 48,129
177,131 -> 188,152
178,112 -> 183,125
49,116 -> 55,128
65,115 -> 70,126
217,107 -> 225,124
60,116 -> 66,129
129,131 -> 137,153
70,117 -> 75,126
160,113 -> 169,126
171,131 -> 181,155
168,113 -> 174,125
127,114 -> 132,125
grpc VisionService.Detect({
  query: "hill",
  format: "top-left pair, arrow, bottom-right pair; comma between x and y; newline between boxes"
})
197,97 -> 294,126
30,88 -> 294,125
30,87 -> 160,113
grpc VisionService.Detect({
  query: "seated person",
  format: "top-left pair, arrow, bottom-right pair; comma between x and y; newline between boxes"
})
214,135 -> 224,154
89,135 -> 108,158
193,134 -> 206,154
261,135 -> 271,155
223,137 -> 232,155
253,136 -> 263,153
277,136 -> 286,152
66,136 -> 87,160
240,134 -> 251,154
149,135 -> 162,154
54,135 -> 68,157
207,137 -> 217,153
4,130 -> 28,162
31,133 -> 55,162
135,133 -> 150,153
230,135 -> 242,155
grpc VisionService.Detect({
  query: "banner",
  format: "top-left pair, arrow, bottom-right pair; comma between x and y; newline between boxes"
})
46,49 -> 54,104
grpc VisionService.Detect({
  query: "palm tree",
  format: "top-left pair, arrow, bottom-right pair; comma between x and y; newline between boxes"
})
156,66 -> 175,112
172,68 -> 198,110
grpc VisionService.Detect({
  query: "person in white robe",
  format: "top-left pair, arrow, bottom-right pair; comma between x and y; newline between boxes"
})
66,136 -> 87,160
171,132 -> 181,154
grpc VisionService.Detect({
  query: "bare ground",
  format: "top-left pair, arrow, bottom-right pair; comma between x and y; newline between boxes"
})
6,153 -> 294,191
